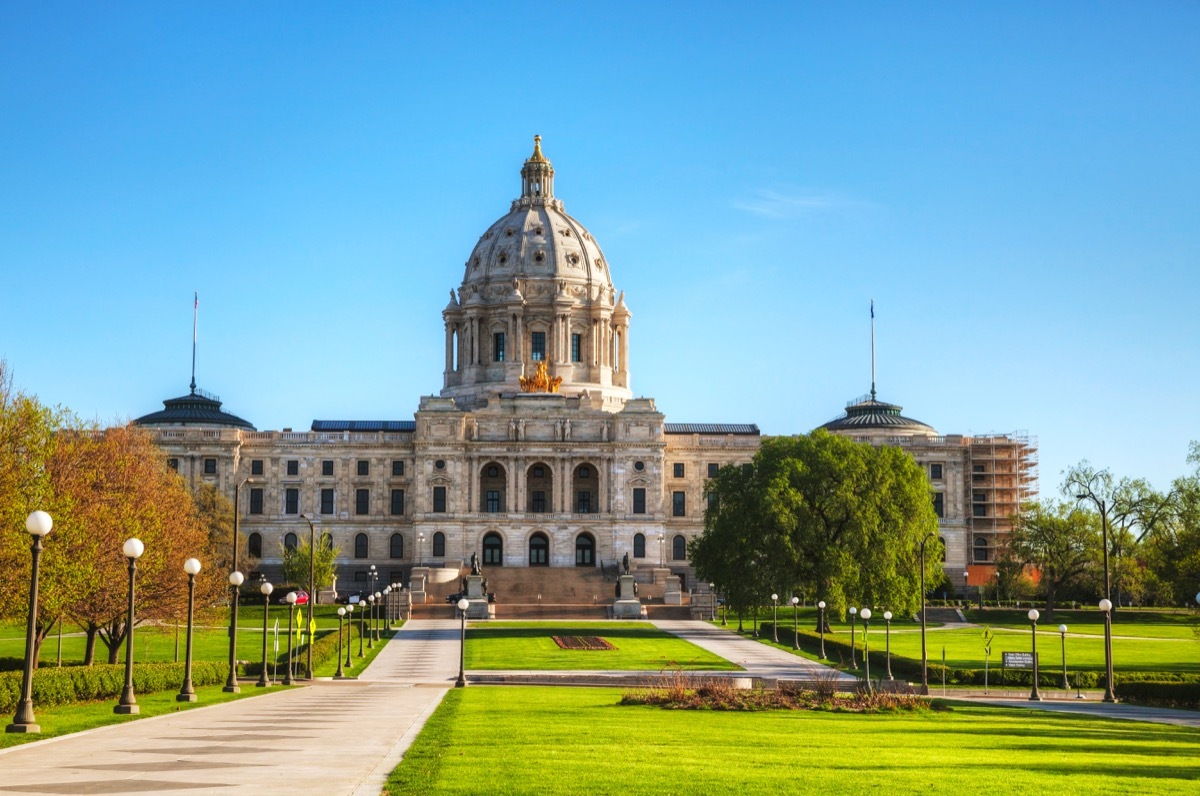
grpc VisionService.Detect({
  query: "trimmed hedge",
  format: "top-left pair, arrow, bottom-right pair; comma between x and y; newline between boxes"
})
0,660 -> 227,713
1115,680 -> 1200,709
239,624 -> 358,677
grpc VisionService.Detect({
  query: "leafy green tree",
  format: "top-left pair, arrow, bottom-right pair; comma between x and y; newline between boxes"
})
1142,442 -> 1200,605
1008,501 -> 1099,614
280,536 -> 341,602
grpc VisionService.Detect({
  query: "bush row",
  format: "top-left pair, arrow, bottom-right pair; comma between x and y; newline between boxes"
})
0,660 -> 227,714
239,624 -> 358,677
763,623 -> 1200,689
1114,681 -> 1200,709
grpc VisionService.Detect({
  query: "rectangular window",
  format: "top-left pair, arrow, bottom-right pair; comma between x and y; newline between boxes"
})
249,488 -> 264,515
576,491 -> 592,513
571,333 -> 581,362
284,488 -> 299,515
673,463 -> 685,478
632,488 -> 646,514
672,491 -> 686,517
531,331 -> 546,361
320,488 -> 334,515
392,460 -> 405,477
973,464 -> 985,482
493,332 -> 506,363
486,490 -> 500,513
204,458 -> 217,474
251,459 -> 264,476
973,491 -> 987,503
974,504 -> 988,518
355,488 -> 370,515
707,463 -> 719,478
357,460 -> 370,476
166,458 -> 179,471
322,460 -> 334,476
932,492 -> 944,518
707,492 -> 719,513
433,486 -> 447,513
532,490 -> 546,513
390,489 -> 405,516
930,463 -> 943,480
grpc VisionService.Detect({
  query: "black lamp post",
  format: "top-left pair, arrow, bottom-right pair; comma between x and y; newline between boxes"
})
225,571 -> 244,691
883,610 -> 893,680
257,581 -> 273,687
1099,598 -> 1116,702
283,591 -> 298,685
770,593 -> 779,643
417,532 -> 425,567
708,583 -> 717,622
334,607 -> 346,679
849,607 -> 858,670
114,537 -> 145,715
1058,623 -> 1069,691
358,598 -> 367,657
344,604 -> 354,669
456,597 -> 469,687
860,608 -> 872,689
177,558 -> 202,702
791,596 -> 800,650
817,600 -> 827,659
300,514 -> 317,680
383,586 -> 392,629
367,594 -> 376,650
1028,608 -> 1042,701
374,591 -> 382,642
919,531 -> 936,690
368,564 -> 377,639
7,510 -> 53,734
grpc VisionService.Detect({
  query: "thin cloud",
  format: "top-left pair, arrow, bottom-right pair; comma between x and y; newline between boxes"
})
733,188 -> 872,219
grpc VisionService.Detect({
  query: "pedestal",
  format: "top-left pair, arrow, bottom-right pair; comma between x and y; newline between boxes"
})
613,574 -> 642,619
464,574 -> 493,619
663,575 -> 683,606
410,570 -> 428,605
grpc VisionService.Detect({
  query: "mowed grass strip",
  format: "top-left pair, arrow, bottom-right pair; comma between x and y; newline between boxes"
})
465,622 -> 739,671
387,686 -> 1200,796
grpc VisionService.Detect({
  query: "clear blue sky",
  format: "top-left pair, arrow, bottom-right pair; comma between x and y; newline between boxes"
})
2,2 -> 1197,494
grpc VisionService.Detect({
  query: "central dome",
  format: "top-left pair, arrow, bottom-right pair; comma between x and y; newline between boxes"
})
440,138 -> 632,411
459,136 -> 614,300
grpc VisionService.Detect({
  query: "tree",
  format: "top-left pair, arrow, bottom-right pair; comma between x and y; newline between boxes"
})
690,431 -> 941,622
1142,442 -> 1200,605
280,536 -> 341,600
1008,501 -> 1099,614
191,482 -> 253,608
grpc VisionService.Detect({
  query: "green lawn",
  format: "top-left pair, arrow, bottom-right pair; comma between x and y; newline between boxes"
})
387,686 -> 1200,795
466,622 -> 740,671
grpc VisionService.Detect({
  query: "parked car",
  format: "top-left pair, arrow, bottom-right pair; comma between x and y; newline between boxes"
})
271,586 -> 309,605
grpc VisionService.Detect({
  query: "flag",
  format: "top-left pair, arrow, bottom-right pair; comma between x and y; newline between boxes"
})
870,299 -> 874,319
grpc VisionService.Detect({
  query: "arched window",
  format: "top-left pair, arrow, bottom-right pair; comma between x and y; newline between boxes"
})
527,461 -> 553,513
573,463 -> 598,514
247,532 -> 262,558
355,533 -> 369,559
672,534 -> 687,561
633,533 -> 646,559
283,532 -> 298,551
321,532 -> 334,550
529,533 -> 549,566
973,536 -> 990,563
483,532 -> 503,566
575,533 -> 595,567
433,531 -> 446,557
390,533 -> 404,559
480,461 -> 507,513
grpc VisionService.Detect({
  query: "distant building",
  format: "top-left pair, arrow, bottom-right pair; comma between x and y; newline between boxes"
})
136,138 -> 1035,595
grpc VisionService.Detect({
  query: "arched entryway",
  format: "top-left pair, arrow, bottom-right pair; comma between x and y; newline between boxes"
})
526,462 -> 553,513
575,532 -> 596,567
529,532 -> 549,566
483,532 -> 504,566
480,462 -> 507,513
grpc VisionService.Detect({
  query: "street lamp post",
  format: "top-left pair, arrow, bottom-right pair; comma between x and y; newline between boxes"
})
791,596 -> 800,650
919,531 -> 936,690
7,510 -> 53,734
225,571 -> 244,691
1058,623 -> 1069,691
335,607 -> 346,679
883,611 -> 893,680
367,594 -> 376,650
817,600 -> 827,659
849,607 -> 858,670
257,581 -> 273,687
709,583 -> 717,622
1099,598 -> 1116,702
456,597 -> 469,687
383,586 -> 392,629
114,537 -> 145,715
1028,608 -> 1042,701
358,598 -> 367,657
374,591 -> 382,642
658,534 -> 665,567
369,565 -> 378,638
177,558 -> 202,703
300,514 -> 317,680
283,592 -> 298,686
344,604 -> 354,669
417,532 -> 425,567
771,593 -> 779,643
860,608 -> 872,689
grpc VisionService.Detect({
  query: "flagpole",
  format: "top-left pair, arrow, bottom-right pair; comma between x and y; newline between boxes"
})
190,292 -> 198,393
870,299 -> 876,400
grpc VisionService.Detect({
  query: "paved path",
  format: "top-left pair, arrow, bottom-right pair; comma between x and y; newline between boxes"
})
0,621 -> 462,796
960,696 -> 1200,728
652,620 -> 857,681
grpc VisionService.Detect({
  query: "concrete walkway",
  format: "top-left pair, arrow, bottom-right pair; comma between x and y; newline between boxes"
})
0,621 -> 462,796
958,696 -> 1200,728
651,620 -> 858,682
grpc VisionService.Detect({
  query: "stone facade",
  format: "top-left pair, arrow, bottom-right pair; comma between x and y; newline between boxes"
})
138,139 -> 1035,595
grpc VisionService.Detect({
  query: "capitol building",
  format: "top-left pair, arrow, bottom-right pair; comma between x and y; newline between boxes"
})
135,138 -> 1036,598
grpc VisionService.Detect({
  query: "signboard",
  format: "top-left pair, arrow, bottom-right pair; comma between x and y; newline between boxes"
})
1002,651 -> 1036,670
